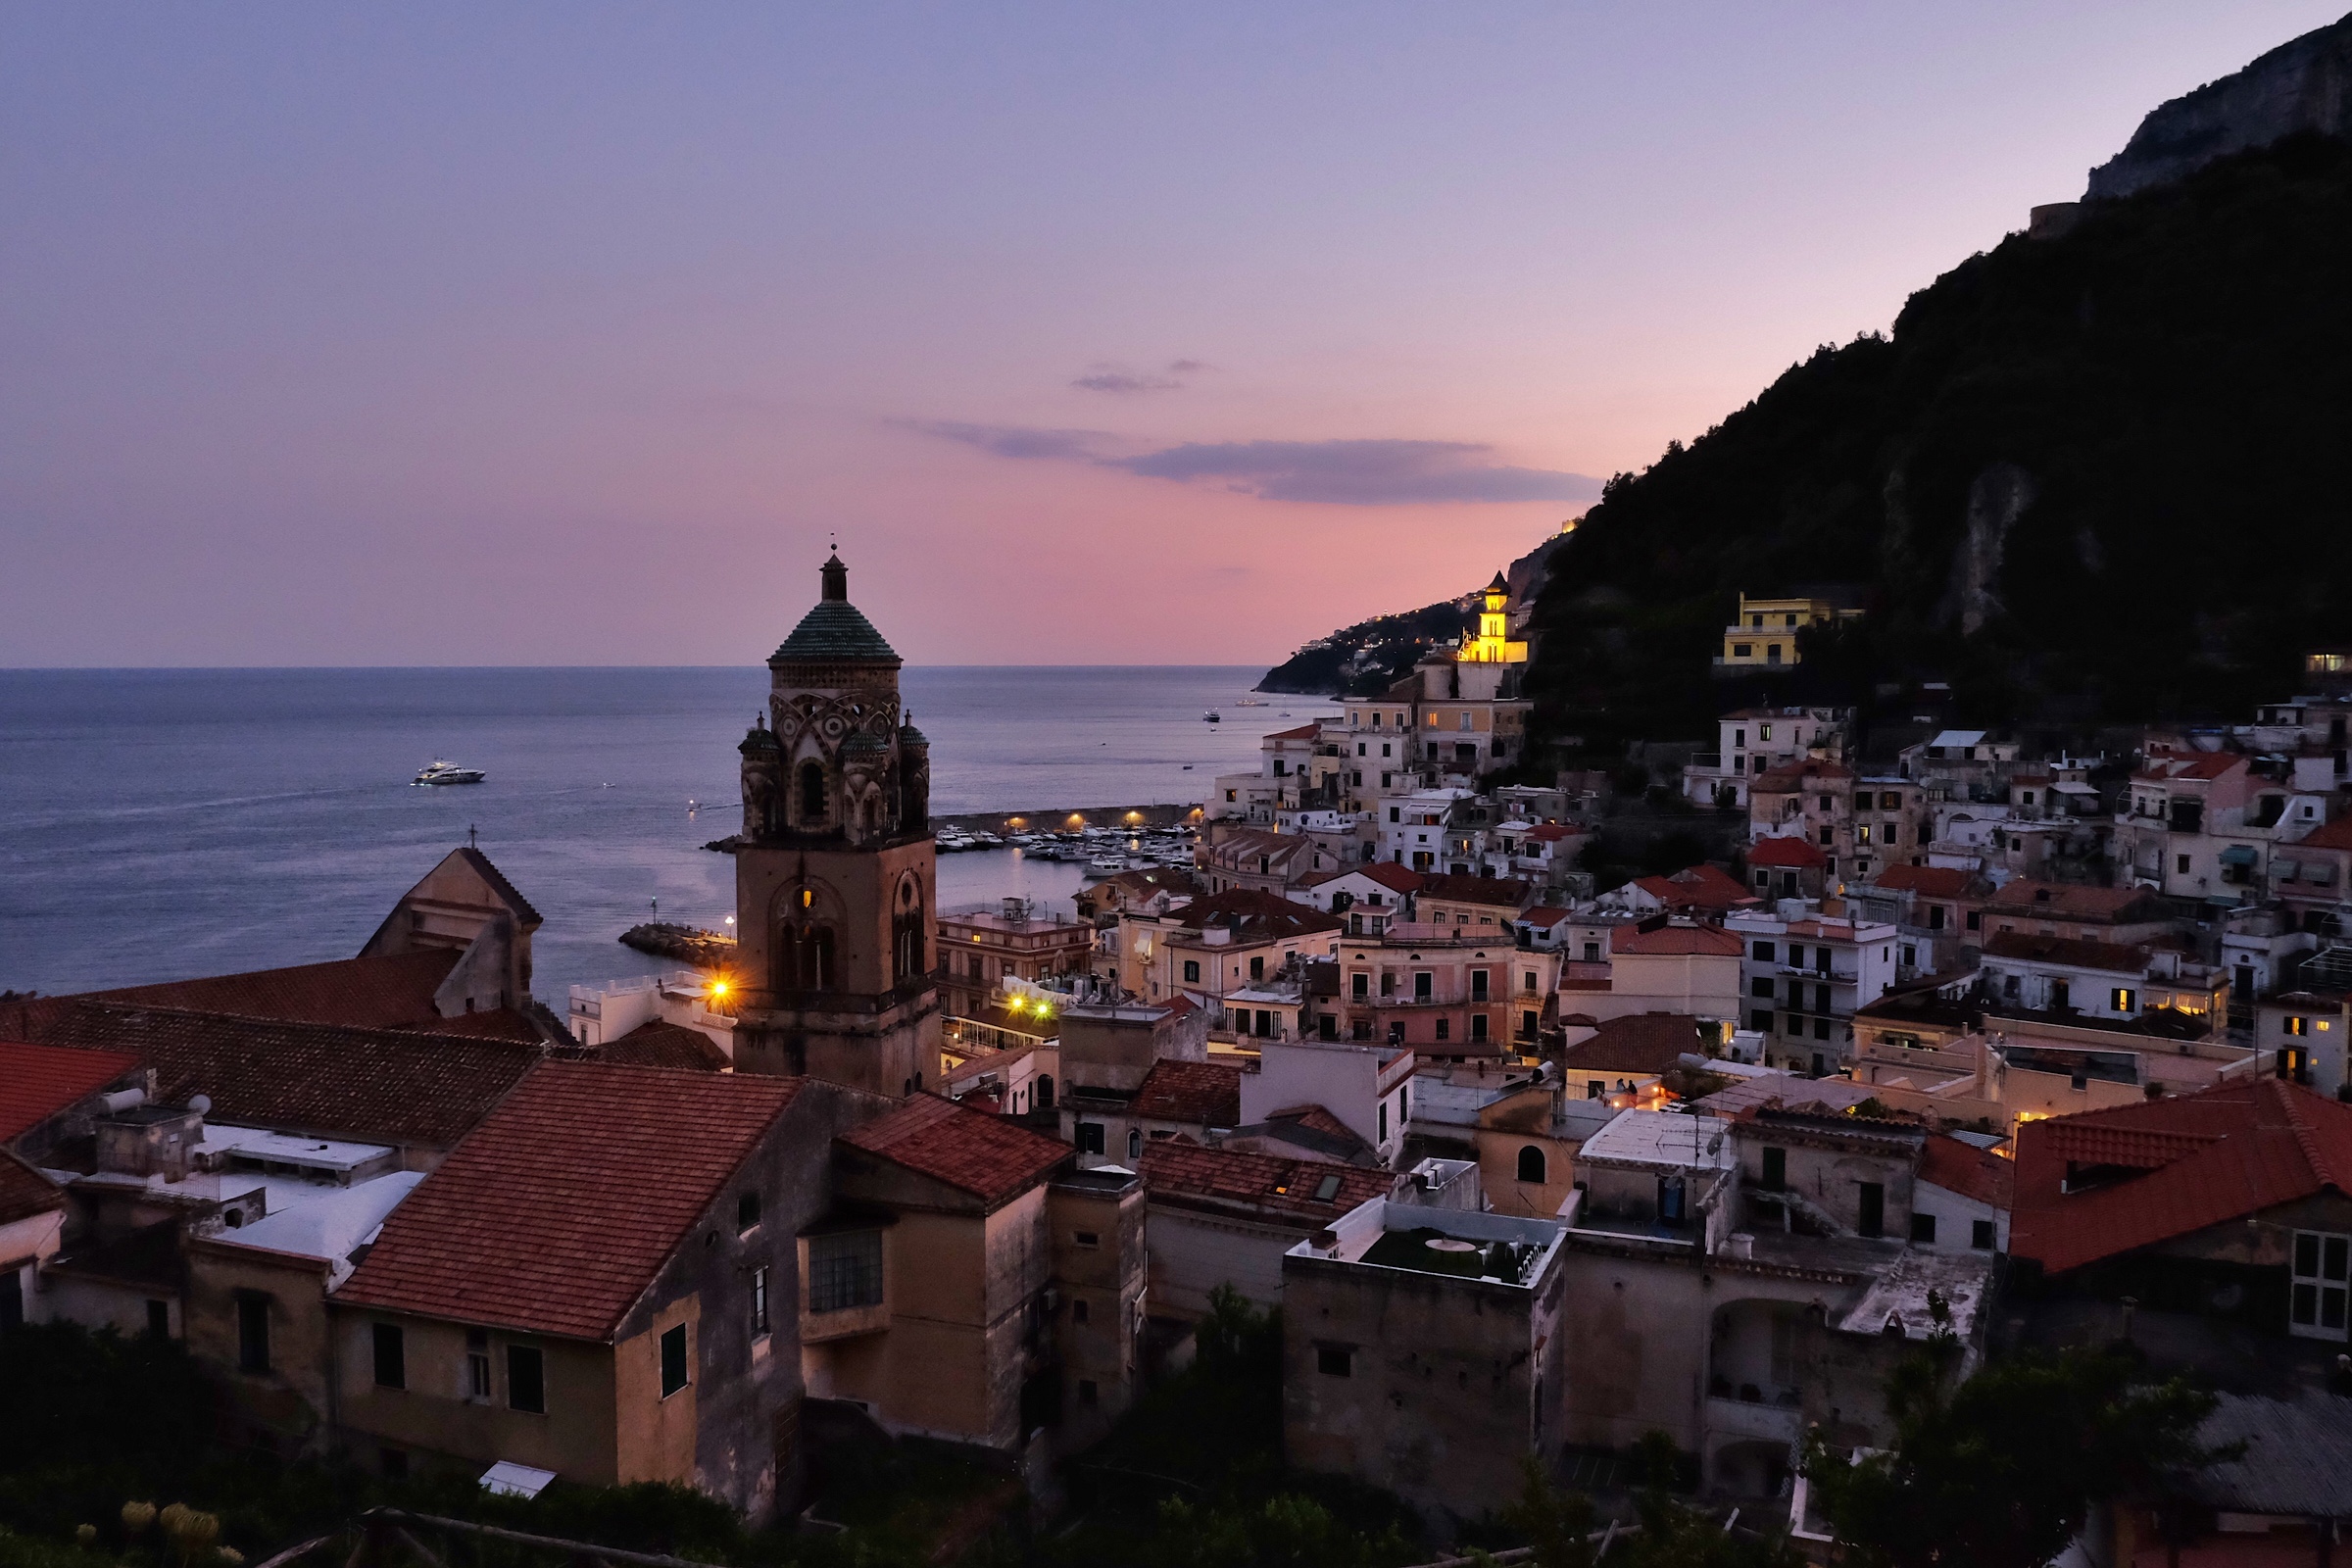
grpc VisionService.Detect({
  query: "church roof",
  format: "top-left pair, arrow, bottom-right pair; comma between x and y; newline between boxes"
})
770,600 -> 899,664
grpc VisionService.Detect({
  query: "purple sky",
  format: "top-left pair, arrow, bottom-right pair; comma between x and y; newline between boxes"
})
3,2 -> 2338,667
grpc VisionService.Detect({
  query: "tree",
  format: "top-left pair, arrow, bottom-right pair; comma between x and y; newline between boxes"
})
1802,1347 -> 2218,1568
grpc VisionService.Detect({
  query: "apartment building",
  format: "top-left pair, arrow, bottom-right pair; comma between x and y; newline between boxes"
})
1726,909 -> 1899,1075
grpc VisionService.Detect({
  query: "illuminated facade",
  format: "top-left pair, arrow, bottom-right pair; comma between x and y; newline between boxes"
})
1716,592 -> 1863,670
1460,572 -> 1529,663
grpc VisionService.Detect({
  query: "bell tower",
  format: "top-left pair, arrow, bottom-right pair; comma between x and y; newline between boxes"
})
730,553 -> 938,1096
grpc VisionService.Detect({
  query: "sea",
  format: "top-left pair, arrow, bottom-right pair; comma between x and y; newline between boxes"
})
0,666 -> 1313,1002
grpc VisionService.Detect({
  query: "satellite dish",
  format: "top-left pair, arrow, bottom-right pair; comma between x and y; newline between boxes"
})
188,1094 -> 213,1115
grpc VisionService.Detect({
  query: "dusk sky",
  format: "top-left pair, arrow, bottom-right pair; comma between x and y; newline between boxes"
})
4,3 -> 2338,669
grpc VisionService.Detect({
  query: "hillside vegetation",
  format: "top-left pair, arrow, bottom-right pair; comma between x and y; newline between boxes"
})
1525,133 -> 2352,761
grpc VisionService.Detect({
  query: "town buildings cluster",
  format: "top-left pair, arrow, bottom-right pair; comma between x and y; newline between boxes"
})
5,561 -> 2350,1558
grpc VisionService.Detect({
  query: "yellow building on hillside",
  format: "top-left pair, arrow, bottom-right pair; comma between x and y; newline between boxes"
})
1717,591 -> 1863,670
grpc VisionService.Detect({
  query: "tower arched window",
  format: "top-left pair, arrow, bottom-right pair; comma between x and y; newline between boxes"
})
1517,1146 -> 1546,1185
777,920 -> 835,993
892,877 -> 926,985
799,761 -> 827,827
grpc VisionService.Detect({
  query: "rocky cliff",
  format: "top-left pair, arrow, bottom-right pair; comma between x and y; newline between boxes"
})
2086,11 -> 2352,198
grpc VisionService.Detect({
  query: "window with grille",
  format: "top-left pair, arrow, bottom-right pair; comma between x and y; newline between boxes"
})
808,1230 -> 885,1314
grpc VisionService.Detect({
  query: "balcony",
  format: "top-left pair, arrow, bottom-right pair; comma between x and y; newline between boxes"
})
1703,1393 -> 1803,1447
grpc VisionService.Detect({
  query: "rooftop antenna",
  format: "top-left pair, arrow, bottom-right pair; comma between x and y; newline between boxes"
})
468,823 -> 477,849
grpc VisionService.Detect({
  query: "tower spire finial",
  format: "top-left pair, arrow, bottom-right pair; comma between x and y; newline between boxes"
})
820,547 -> 848,603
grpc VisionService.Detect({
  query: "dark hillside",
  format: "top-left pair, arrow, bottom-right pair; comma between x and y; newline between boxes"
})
1527,134 -> 2352,761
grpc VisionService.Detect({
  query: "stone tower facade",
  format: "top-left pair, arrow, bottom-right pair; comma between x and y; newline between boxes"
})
730,553 -> 938,1096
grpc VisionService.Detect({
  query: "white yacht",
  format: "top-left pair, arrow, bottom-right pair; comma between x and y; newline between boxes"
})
412,760 -> 486,786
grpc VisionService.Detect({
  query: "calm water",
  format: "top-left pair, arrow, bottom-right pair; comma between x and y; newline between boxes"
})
0,667 -> 1315,1000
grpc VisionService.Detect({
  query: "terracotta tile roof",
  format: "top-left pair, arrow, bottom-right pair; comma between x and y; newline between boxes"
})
1754,758 -> 1853,787
1263,723 -> 1321,741
1745,836 -> 1829,868
1613,922 -> 1742,957
2133,754 -> 2245,783
837,1093 -> 1069,1204
0,1041 -> 143,1143
1524,823 -> 1581,843
597,1021 -> 729,1071
401,1007 -> 545,1042
1266,1104 -> 1361,1143
1099,866 -> 1201,901
1632,864 -> 1752,912
1516,906 -> 1573,929
1873,864 -> 1978,899
1917,1134 -> 2015,1208
24,1003 -> 540,1151
1167,889 -> 1345,940
1984,881 -> 2167,921
2010,1079 -> 2352,1276
0,1149 -> 66,1227
1350,863 -> 1425,894
2289,814 -> 2352,853
1561,1014 -> 1702,1076
1129,1059 -> 1243,1125
1983,931 -> 2149,975
1140,1141 -> 1390,1222
337,1063 -> 801,1339
82,951 -> 461,1030
1417,873 -> 1536,909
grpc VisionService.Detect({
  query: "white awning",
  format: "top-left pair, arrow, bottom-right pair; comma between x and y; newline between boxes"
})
479,1461 -> 558,1498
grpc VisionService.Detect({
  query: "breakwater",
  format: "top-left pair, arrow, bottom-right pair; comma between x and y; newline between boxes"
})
705,801 -> 1202,852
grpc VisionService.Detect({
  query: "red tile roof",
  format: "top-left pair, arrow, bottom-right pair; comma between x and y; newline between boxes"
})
1613,922 -> 1742,957
337,1063 -> 800,1339
1524,823 -> 1581,843
1754,758 -> 1853,787
1263,723 -> 1321,741
1746,836 -> 1829,868
1168,888 -> 1345,940
82,950 -> 461,1030
1129,1059 -> 1243,1125
2010,1079 -> 2352,1276
1917,1135 -> 2015,1208
597,1021 -> 729,1071
837,1093 -> 1069,1204
1984,881 -> 2168,921
24,1003 -> 540,1151
1873,864 -> 1978,899
1983,932 -> 2149,975
1349,863 -> 1426,894
2133,753 -> 2245,783
2289,814 -> 2352,853
0,1150 -> 67,1227
0,1041 -> 143,1143
1561,1014 -> 1702,1076
1632,864 -> 1753,912
1140,1141 -> 1391,1222
1516,906 -> 1573,929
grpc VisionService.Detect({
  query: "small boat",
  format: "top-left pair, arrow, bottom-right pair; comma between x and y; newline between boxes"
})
1086,856 -> 1131,874
413,760 -> 486,786
1234,698 -> 1267,707
1202,710 -> 1221,722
